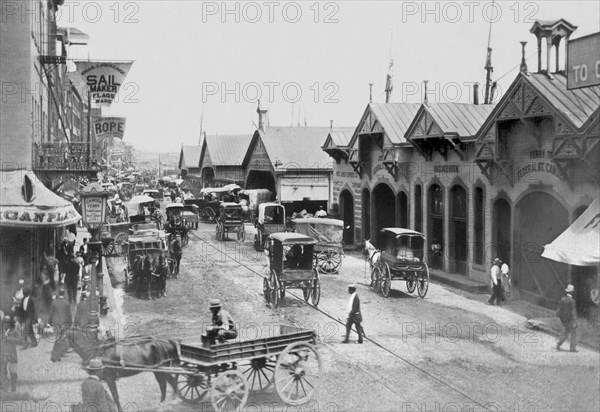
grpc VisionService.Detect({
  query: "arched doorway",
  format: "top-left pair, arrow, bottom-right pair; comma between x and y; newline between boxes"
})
450,185 -> 467,275
340,190 -> 355,245
514,192 -> 569,306
397,191 -> 408,229
361,188 -> 371,242
372,184 -> 395,246
245,170 -> 276,195
492,198 -> 511,263
428,184 -> 444,268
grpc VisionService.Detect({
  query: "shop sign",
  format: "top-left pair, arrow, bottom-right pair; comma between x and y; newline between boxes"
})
517,161 -> 565,182
73,61 -> 133,106
567,33 -> 600,90
94,117 -> 126,139
82,197 -> 104,225
0,208 -> 79,225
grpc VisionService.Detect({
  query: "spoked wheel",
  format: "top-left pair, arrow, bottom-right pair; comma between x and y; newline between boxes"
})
275,342 -> 322,405
210,370 -> 249,412
417,265 -> 430,298
302,286 -> 310,302
371,266 -> 382,293
270,271 -> 279,308
113,233 -> 129,256
317,249 -> 342,273
176,368 -> 210,404
263,278 -> 271,304
237,228 -> 245,242
406,273 -> 417,294
311,268 -> 321,306
381,264 -> 392,298
204,208 -> 216,222
241,357 -> 276,392
101,241 -> 114,257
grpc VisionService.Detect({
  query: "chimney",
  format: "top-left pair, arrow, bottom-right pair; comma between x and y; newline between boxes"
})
519,41 -> 528,73
473,82 -> 479,105
490,82 -> 498,104
369,83 -> 374,104
530,19 -> 577,74
257,100 -> 268,132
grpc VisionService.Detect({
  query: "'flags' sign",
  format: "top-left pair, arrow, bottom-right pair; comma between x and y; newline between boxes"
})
74,61 -> 133,106
93,117 -> 126,139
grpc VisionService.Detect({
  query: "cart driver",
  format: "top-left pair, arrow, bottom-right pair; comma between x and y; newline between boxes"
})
207,299 -> 237,343
285,244 -> 303,268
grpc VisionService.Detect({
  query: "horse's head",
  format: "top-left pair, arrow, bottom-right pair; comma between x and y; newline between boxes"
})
51,326 -> 99,362
362,239 -> 372,256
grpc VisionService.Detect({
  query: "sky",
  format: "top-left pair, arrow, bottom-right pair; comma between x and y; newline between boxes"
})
57,1 -> 600,152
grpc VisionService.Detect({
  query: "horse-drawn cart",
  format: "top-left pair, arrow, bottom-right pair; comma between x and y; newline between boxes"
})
184,198 -> 221,222
253,202 -> 287,251
99,222 -> 130,257
174,325 -> 321,411
370,228 -> 430,298
292,218 -> 345,274
263,233 -> 321,308
215,203 -> 245,242
123,230 -> 171,297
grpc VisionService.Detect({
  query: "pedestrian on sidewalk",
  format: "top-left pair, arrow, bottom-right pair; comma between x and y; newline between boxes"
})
1,315 -> 19,392
78,358 -> 117,412
74,292 -> 89,328
342,284 -> 364,344
488,258 -> 503,306
49,287 -> 72,338
20,288 -> 38,349
65,254 -> 80,304
11,279 -> 25,317
557,284 -> 578,352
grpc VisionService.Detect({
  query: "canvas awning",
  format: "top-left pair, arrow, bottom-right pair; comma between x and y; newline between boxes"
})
542,197 -> 600,266
0,170 -> 81,227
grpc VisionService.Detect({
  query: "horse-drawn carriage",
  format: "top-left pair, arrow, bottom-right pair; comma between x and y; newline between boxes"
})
99,222 -> 130,257
164,203 -> 189,246
263,233 -> 321,308
253,202 -> 287,251
291,218 -> 345,274
215,202 -> 245,242
366,228 -> 430,298
184,198 -> 221,222
123,230 -> 172,298
126,195 -> 158,222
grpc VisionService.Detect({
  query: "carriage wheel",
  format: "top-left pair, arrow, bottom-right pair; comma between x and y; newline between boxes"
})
311,274 -> 321,307
371,266 -> 382,293
114,233 -> 129,256
101,241 -> 114,257
381,264 -> 392,298
270,271 -> 279,308
406,273 -> 417,294
242,357 -> 276,392
176,368 -> 210,404
302,286 -> 310,302
237,228 -> 245,242
203,207 -> 216,222
210,370 -> 249,412
417,264 -> 430,298
274,342 -> 322,405
263,277 -> 271,304
317,249 -> 342,274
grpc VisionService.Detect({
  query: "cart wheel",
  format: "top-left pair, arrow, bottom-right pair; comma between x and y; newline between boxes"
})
317,249 -> 342,274
242,357 -> 275,392
274,342 -> 322,405
210,370 -> 249,412
381,264 -> 391,298
302,287 -> 310,302
417,264 -> 430,298
101,241 -> 114,257
270,271 -> 279,308
114,233 -> 129,256
263,278 -> 271,304
176,369 -> 210,404
371,266 -> 382,293
406,273 -> 417,294
204,207 -> 216,222
310,268 -> 321,306
237,228 -> 245,242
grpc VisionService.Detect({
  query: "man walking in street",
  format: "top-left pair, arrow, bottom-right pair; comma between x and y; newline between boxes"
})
488,258 -> 503,306
49,287 -> 72,338
20,288 -> 37,349
342,284 -> 364,344
79,358 -> 117,412
65,254 -> 80,304
557,284 -> 578,352
1,315 -> 20,392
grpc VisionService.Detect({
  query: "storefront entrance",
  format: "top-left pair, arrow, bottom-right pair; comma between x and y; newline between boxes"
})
361,188 -> 370,242
428,184 -> 444,269
372,184 -> 395,244
245,170 -> 276,195
450,185 -> 467,275
340,190 -> 355,245
514,191 -> 569,306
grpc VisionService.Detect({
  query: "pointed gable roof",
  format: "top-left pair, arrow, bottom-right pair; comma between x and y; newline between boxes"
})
178,146 -> 202,170
200,134 -> 253,168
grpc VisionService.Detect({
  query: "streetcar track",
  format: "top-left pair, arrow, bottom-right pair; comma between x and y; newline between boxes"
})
186,226 -> 491,410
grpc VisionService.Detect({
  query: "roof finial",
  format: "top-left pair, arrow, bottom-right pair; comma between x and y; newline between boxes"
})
519,41 -> 528,74
423,80 -> 429,106
330,120 -> 333,131
368,83 -> 373,104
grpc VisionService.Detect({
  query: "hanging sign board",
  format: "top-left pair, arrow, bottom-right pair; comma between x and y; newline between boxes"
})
567,33 -> 600,90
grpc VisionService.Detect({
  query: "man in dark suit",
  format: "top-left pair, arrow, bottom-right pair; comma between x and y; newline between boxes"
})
80,358 -> 117,412
74,292 -> 89,328
342,284 -> 364,344
557,284 -> 578,352
49,288 -> 72,338
20,288 -> 37,348
64,254 -> 80,304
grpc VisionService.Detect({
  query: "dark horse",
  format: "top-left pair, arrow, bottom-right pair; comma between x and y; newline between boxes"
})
169,237 -> 182,277
51,326 -> 179,412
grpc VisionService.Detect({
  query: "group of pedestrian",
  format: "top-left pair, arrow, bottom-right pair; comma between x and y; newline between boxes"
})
488,257 -> 510,306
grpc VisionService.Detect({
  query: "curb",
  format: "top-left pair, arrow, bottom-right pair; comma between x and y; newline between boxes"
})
429,271 -> 489,294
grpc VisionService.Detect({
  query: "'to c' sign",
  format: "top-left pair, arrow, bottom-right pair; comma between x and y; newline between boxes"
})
567,33 -> 600,90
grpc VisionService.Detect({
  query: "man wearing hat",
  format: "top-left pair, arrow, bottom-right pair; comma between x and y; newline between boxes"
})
557,285 -> 578,352
49,287 -> 72,337
488,258 -> 503,306
342,284 -> 364,344
1,315 -> 19,392
74,292 -> 89,328
80,358 -> 117,412
207,299 -> 237,343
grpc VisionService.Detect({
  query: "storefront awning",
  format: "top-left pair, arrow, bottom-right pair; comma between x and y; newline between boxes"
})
0,170 -> 81,227
542,197 -> 600,266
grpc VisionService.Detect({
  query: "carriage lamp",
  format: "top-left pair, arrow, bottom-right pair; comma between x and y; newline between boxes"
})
79,182 -> 113,335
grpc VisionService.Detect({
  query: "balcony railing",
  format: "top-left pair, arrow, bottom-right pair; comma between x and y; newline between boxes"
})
33,142 -> 95,171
